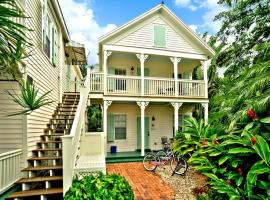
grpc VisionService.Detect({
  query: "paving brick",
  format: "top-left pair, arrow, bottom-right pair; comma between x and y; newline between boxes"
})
107,162 -> 175,200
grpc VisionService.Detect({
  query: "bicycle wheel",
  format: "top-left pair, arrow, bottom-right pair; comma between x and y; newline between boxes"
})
143,154 -> 158,171
170,156 -> 188,175
155,150 -> 166,162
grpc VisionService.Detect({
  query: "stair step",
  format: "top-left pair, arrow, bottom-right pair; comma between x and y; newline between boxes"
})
41,134 -> 63,137
28,156 -> 62,161
7,188 -> 63,198
17,176 -> 63,183
32,148 -> 62,152
22,165 -> 62,171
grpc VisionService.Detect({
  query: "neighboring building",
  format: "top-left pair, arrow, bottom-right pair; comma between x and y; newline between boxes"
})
0,0 -> 86,198
62,2 -> 214,195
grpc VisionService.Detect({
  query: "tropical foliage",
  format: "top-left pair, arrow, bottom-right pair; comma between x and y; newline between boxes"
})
64,173 -> 134,200
174,117 -> 270,199
87,104 -> 102,132
7,80 -> 53,116
0,0 -> 29,78
174,1 -> 270,199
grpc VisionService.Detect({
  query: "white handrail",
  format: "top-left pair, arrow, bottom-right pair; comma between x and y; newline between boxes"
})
62,68 -> 91,194
0,149 -> 22,194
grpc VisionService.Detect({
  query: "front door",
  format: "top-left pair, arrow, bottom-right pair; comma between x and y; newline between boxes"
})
137,117 -> 150,150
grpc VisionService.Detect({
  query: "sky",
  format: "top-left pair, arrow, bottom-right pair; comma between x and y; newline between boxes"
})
58,0 -> 226,64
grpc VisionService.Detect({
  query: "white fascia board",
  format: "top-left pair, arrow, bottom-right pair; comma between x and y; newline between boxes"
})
103,96 -> 209,103
103,44 -> 208,60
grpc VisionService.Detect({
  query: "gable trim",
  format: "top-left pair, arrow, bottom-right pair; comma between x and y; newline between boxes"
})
99,4 -> 215,57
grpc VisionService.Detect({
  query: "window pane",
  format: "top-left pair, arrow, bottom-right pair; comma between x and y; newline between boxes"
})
115,115 -> 126,140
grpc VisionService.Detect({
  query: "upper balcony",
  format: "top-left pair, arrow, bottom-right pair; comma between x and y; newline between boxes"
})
89,51 -> 208,99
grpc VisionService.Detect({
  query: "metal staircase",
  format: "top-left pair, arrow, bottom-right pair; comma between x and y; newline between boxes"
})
7,93 -> 79,200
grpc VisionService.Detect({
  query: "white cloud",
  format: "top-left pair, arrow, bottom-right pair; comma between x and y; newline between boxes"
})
59,0 -> 117,65
174,0 -> 197,11
189,24 -> 198,32
175,0 -> 227,33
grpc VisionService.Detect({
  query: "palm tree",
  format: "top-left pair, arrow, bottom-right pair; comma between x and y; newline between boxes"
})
0,0 -> 29,78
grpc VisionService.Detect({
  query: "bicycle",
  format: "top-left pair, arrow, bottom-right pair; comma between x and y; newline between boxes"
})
143,142 -> 188,175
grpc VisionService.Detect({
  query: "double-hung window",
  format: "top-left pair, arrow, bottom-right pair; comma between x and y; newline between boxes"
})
114,115 -> 127,140
42,0 -> 58,65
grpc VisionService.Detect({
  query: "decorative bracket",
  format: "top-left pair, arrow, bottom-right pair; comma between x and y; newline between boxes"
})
104,50 -> 112,59
136,101 -> 149,110
171,102 -> 183,110
170,57 -> 181,64
136,54 -> 149,62
201,103 -> 208,109
104,100 -> 112,110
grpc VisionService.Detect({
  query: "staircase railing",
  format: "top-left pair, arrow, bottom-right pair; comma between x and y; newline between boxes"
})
62,68 -> 90,194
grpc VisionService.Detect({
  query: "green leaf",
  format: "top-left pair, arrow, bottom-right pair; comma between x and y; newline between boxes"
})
246,161 -> 270,185
236,176 -> 243,186
252,135 -> 270,164
228,148 -> 255,154
231,160 -> 238,168
260,117 -> 270,123
218,155 -> 231,165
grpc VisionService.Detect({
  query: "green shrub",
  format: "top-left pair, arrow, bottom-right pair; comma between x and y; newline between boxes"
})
64,173 -> 134,200
174,116 -> 270,200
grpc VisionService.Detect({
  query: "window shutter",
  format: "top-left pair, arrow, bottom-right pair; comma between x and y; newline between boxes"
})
137,68 -> 149,76
154,25 -> 166,47
42,0 -> 48,46
107,114 -> 115,142
52,27 -> 57,65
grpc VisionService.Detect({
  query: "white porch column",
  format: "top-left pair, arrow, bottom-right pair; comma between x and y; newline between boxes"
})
137,101 -> 149,156
170,57 -> 181,96
201,60 -> 210,98
136,54 -> 149,96
103,100 -> 112,154
103,50 -> 112,94
171,102 -> 183,134
202,103 -> 209,125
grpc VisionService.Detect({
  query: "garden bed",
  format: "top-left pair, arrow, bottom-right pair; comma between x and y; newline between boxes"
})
156,166 -> 207,200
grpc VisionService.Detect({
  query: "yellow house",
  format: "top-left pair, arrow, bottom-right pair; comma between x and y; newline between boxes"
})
62,2 -> 214,195
0,0 -> 86,199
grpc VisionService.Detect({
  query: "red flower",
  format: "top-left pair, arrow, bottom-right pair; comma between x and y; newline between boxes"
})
251,136 -> 256,145
213,137 -> 218,145
201,139 -> 207,148
247,109 -> 256,119
237,167 -> 242,175
227,179 -> 231,186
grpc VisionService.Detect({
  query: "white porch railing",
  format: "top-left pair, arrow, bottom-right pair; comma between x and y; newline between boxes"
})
89,73 -> 206,98
144,77 -> 175,96
0,149 -> 22,194
90,73 -> 103,92
62,68 -> 90,194
178,80 -> 205,97
107,75 -> 141,96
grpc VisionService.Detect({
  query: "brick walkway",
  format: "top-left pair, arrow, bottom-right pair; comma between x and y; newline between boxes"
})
107,162 -> 175,200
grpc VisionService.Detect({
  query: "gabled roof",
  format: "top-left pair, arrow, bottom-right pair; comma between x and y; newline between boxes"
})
99,3 -> 215,57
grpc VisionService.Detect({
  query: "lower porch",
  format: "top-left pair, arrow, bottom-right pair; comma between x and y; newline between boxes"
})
88,99 -> 208,157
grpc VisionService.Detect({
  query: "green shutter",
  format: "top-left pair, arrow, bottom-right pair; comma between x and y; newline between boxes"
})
136,68 -> 149,76
107,114 -> 115,142
154,25 -> 166,47
108,67 -> 115,91
52,28 -> 57,65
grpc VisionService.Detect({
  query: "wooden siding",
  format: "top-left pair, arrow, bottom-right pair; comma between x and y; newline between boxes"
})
114,16 -> 204,55
24,0 -> 64,156
106,103 -> 193,152
0,82 -> 23,153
